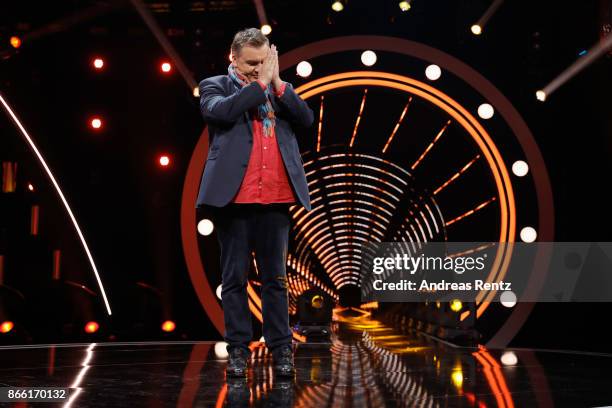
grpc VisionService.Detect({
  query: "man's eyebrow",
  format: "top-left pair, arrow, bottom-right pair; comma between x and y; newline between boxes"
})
246,59 -> 262,64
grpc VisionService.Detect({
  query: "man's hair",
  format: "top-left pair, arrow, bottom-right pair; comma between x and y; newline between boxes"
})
231,28 -> 269,57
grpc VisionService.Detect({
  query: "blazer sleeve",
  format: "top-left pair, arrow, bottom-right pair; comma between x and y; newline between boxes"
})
275,82 -> 315,128
199,78 -> 268,123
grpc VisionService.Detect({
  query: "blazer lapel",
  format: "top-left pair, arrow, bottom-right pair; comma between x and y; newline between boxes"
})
244,111 -> 253,135
229,79 -> 253,136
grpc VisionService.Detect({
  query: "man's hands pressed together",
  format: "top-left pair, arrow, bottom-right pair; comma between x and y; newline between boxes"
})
259,45 -> 283,92
270,45 -> 283,92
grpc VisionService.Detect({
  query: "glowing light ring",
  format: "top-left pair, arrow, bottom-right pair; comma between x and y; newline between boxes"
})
294,72 -> 515,320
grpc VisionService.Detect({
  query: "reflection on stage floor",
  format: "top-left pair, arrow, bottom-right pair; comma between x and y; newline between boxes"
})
0,310 -> 610,407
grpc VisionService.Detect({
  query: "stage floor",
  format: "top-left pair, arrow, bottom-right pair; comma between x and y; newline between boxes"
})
1,318 -> 611,407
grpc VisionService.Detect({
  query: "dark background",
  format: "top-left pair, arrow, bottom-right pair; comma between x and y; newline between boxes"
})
1,0 -> 611,350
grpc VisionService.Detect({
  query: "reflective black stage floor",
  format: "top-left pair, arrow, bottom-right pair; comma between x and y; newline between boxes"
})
1,316 -> 611,407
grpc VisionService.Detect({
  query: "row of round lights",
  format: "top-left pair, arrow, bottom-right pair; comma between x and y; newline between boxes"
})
331,1 -> 412,13
87,56 -> 173,168
0,320 -> 177,334
294,52 -> 506,122
90,56 -> 173,73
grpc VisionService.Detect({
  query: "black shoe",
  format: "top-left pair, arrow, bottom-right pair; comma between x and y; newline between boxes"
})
226,347 -> 250,378
272,345 -> 295,377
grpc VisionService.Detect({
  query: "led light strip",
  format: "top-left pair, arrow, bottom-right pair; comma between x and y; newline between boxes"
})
0,92 -> 112,315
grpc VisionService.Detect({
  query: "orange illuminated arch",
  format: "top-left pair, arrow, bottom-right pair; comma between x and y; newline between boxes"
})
295,71 -> 516,319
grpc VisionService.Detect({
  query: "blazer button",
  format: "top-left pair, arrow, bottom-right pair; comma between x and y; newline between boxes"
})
242,163 -> 247,167
248,140 -> 252,144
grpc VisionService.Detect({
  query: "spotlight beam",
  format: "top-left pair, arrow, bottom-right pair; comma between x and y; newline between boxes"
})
129,0 -> 197,91
0,92 -> 113,316
474,0 -> 504,33
15,3 -> 120,44
539,33 -> 612,100
253,0 -> 270,29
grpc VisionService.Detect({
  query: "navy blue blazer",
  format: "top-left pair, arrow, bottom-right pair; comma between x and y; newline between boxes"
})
196,75 -> 314,212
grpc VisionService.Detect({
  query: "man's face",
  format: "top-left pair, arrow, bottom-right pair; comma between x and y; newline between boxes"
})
232,43 -> 270,83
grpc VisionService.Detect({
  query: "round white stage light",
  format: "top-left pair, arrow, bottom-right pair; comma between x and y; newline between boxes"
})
512,160 -> 529,177
361,50 -> 377,67
501,351 -> 518,366
425,64 -> 441,80
197,219 -> 214,236
214,342 -> 228,359
296,61 -> 312,78
478,103 -> 495,119
520,227 -> 537,243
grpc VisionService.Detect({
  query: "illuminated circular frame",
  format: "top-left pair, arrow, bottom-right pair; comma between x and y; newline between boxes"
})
295,71 -> 516,314
181,36 -> 554,348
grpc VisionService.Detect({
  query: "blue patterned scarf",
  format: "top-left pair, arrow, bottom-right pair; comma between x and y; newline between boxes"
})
227,63 -> 275,137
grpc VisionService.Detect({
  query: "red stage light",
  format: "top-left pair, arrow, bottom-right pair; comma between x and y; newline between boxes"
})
1,321 -> 15,333
10,36 -> 21,49
84,321 -> 99,333
161,61 -> 172,73
159,155 -> 170,167
161,320 -> 176,332
90,117 -> 103,130
93,58 -> 104,69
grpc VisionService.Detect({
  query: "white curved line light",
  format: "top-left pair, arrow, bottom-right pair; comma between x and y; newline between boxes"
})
0,92 -> 112,316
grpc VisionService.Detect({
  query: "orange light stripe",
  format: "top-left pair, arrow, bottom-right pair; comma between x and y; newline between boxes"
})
472,351 -> 507,408
246,283 -> 264,321
433,154 -> 481,195
445,197 -> 497,227
411,120 -> 451,170
479,350 -> 515,408
31,205 -> 39,236
448,242 -> 496,258
52,249 -> 61,280
317,95 -> 324,153
214,384 -> 227,408
1,162 -> 17,192
349,89 -> 368,148
382,97 -> 412,154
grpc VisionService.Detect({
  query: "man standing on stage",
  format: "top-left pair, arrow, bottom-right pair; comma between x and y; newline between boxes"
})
196,28 -> 314,378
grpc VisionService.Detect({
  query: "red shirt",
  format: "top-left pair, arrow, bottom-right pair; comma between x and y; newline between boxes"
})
232,80 -> 297,205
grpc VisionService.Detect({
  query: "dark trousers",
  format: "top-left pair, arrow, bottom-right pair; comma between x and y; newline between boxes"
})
210,203 -> 292,354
